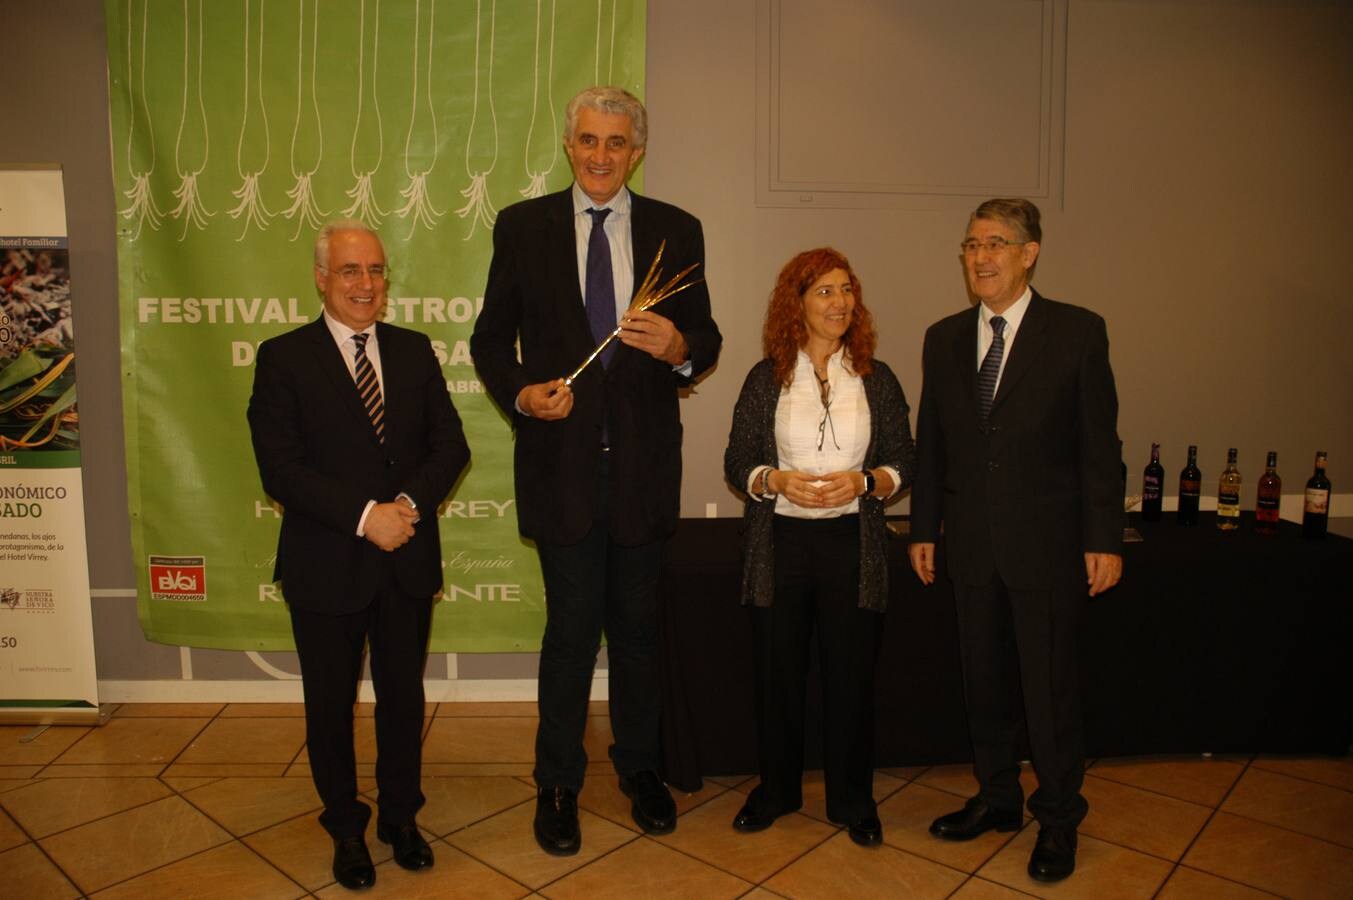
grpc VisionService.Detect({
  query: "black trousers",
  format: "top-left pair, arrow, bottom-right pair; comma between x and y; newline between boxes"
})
288,569 -> 433,839
533,456 -> 663,791
751,514 -> 883,823
952,576 -> 1088,830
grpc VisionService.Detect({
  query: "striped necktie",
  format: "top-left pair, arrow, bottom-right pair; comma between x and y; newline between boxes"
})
977,315 -> 1006,422
352,332 -> 385,443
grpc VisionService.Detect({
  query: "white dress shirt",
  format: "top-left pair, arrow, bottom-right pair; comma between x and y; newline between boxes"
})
977,286 -> 1032,393
322,311 -> 385,535
572,183 -> 635,324
746,349 -> 900,519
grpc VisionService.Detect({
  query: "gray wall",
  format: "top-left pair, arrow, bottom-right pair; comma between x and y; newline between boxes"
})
3,0 -> 1349,694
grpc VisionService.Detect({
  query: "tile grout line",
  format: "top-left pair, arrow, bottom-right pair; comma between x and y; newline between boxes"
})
1246,757 -> 1353,794
1206,755 -> 1353,852
1082,767 -> 1231,810
1153,751 -> 1258,898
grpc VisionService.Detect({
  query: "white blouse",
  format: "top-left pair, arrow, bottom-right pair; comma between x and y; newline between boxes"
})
755,349 -> 870,519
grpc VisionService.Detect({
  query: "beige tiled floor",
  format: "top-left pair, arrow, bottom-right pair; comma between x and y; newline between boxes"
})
2,705 -> 1350,898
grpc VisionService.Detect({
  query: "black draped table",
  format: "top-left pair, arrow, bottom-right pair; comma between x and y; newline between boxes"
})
656,512 -> 1353,793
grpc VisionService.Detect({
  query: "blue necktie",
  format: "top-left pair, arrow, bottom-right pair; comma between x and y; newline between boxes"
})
585,208 -> 617,368
977,315 -> 1005,422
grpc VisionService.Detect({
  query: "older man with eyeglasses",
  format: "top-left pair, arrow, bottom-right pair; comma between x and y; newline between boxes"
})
248,219 -> 470,890
909,199 -> 1123,884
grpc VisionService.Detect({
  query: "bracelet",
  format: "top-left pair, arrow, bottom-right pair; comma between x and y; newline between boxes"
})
861,469 -> 876,497
758,468 -> 775,497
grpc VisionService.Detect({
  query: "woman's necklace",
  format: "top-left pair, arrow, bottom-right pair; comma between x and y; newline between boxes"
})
813,363 -> 837,450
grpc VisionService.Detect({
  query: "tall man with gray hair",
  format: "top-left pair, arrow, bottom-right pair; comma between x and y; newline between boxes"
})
472,86 -> 721,855
909,199 -> 1122,883
249,219 -> 469,890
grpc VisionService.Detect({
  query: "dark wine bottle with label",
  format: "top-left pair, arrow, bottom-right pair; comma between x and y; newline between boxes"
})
1177,445 -> 1201,525
1303,451 -> 1331,539
1142,443 -> 1164,521
1217,448 -> 1241,531
1255,451 -> 1281,535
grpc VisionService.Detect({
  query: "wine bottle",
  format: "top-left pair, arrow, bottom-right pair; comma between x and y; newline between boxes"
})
1177,445 -> 1201,525
1217,448 -> 1241,531
1142,443 -> 1164,522
1303,451 -> 1331,539
1254,451 -> 1281,535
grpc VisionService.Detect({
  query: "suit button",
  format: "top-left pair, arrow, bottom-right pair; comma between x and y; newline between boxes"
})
987,461 -> 999,471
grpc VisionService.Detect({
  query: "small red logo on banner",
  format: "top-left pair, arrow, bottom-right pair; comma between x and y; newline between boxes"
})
148,556 -> 207,601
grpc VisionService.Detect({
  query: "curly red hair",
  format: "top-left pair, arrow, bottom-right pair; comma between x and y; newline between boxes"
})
763,247 -> 876,387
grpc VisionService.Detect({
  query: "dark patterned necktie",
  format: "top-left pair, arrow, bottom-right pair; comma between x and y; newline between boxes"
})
585,207 -> 617,368
352,332 -> 385,443
977,315 -> 1006,421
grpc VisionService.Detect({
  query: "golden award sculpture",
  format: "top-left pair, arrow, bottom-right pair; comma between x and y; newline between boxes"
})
562,240 -> 703,388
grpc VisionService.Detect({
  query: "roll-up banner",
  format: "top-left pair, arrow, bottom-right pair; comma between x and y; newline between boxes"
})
0,165 -> 100,724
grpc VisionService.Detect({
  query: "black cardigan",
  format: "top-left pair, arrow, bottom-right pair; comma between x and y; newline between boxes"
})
723,357 -> 916,610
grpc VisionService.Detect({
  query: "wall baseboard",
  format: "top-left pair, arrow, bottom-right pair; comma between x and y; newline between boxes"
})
98,677 -> 605,704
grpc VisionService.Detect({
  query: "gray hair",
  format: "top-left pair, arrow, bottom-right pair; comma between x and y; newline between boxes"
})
313,218 -> 381,270
563,86 -> 648,149
969,198 -> 1042,244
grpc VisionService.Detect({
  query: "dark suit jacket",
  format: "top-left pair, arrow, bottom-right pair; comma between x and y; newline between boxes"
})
247,318 -> 470,613
723,358 -> 916,611
470,188 -> 721,545
910,291 -> 1122,589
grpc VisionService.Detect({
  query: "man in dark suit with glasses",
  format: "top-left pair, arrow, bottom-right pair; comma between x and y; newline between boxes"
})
910,198 -> 1123,884
248,219 -> 469,890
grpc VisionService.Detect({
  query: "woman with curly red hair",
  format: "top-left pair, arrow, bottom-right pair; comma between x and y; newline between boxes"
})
724,247 -> 915,846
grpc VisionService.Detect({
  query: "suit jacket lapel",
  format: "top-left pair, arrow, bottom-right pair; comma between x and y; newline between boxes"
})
989,290 -> 1048,417
306,319 -> 382,448
372,322 -> 401,443
630,193 -> 661,293
544,189 -> 598,361
952,307 -> 980,420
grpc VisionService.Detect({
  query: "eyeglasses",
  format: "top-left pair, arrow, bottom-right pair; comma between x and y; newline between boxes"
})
324,263 -> 390,282
815,374 -> 840,452
960,237 -> 1026,255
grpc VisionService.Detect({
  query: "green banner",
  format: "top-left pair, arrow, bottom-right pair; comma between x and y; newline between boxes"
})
107,0 -> 646,651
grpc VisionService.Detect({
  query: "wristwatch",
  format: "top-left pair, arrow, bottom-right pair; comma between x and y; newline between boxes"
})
861,470 -> 876,497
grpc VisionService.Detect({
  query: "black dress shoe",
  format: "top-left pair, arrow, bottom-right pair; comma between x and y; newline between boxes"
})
534,786 -> 581,856
929,797 -> 1022,841
731,797 -> 777,833
1028,826 -> 1077,882
376,821 -> 434,871
847,813 -> 883,847
618,771 -> 677,835
331,835 -> 376,891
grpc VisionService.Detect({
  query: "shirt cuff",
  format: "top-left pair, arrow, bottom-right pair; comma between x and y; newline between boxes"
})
880,466 -> 902,499
673,359 -> 693,378
356,499 -> 377,537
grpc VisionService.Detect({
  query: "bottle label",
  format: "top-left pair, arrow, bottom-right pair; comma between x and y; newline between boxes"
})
1180,480 -> 1200,496
1257,496 -> 1280,511
1305,489 -> 1329,514
1143,474 -> 1161,498
1218,490 -> 1240,516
